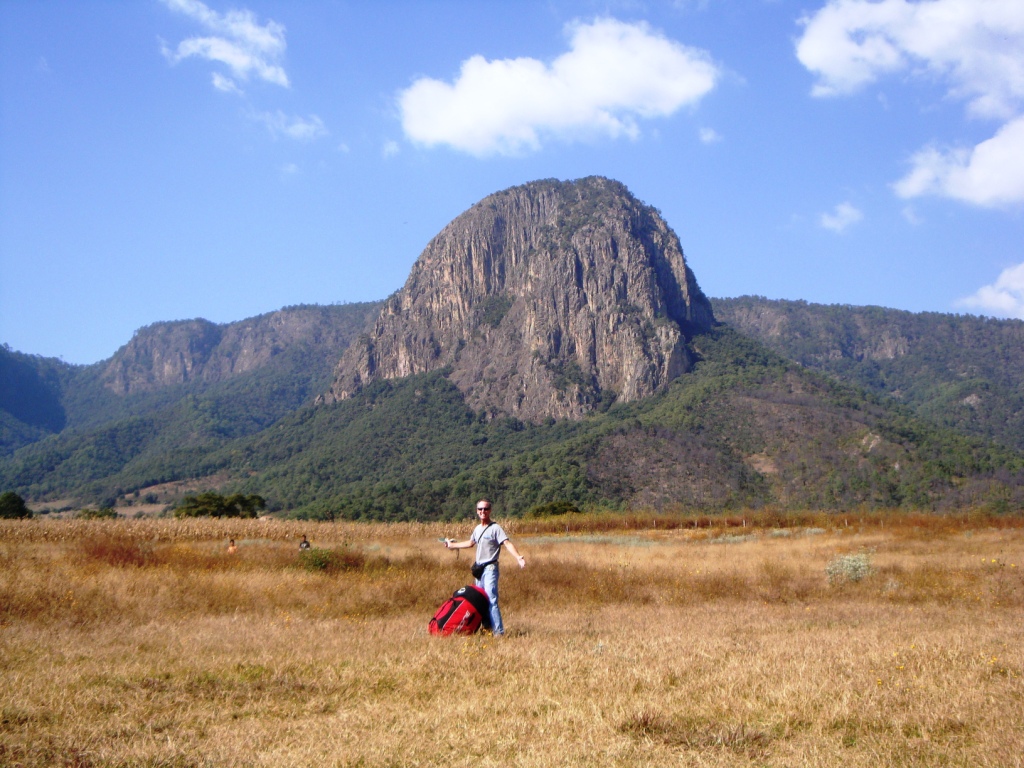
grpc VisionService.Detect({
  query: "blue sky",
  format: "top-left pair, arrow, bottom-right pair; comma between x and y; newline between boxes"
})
2,0 -> 1022,365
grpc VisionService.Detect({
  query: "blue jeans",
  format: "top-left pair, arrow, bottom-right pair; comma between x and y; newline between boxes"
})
475,564 -> 503,636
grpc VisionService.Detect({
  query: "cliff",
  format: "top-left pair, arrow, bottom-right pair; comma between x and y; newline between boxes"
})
322,177 -> 715,421
102,304 -> 380,396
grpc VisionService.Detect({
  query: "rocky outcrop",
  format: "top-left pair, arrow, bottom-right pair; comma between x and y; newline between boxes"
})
322,177 -> 715,421
714,299 -> 913,363
102,304 -> 380,395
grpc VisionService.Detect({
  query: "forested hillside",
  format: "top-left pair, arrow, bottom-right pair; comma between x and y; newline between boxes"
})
5,327 -> 1020,518
0,303 -> 380,483
0,346 -> 79,455
244,328 -> 1020,519
713,297 -> 1024,451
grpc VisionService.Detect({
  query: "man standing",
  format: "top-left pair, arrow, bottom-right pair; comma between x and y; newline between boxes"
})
443,499 -> 526,636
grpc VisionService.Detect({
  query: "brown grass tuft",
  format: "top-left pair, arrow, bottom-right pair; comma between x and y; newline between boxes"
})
620,711 -> 773,757
75,532 -> 155,568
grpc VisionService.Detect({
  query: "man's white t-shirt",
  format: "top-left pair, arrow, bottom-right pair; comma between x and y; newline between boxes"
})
472,522 -> 508,564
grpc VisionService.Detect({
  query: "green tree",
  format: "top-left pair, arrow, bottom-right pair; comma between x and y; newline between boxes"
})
0,491 -> 32,519
77,507 -> 117,520
173,491 -> 266,518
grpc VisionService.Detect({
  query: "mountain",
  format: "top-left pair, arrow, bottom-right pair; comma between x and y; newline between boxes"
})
198,327 -> 1024,519
2,179 -> 1022,516
100,305 -> 381,396
323,177 -> 714,421
0,346 -> 75,454
712,296 -> 1024,452
0,303 -> 381,497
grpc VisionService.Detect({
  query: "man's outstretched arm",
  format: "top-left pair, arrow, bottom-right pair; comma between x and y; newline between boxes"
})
502,539 -> 526,568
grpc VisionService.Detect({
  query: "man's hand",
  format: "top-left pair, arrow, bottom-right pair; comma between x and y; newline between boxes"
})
516,554 -> 526,569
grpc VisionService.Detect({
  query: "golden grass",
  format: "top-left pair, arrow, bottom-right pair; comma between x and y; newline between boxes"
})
1,513 -> 1022,767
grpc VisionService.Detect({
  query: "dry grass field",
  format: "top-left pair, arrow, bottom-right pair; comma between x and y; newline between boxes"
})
1,511 -> 1022,767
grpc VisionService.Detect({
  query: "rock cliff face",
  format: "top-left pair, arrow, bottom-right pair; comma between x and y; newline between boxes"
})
322,177 -> 715,421
102,304 -> 380,395
714,299 -> 912,362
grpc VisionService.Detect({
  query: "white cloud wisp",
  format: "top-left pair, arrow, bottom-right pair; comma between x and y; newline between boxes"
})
255,111 -> 328,141
161,0 -> 289,91
699,127 -> 722,144
820,201 -> 864,232
893,114 -> 1024,206
796,0 -> 1024,207
398,18 -> 720,156
958,262 -> 1024,319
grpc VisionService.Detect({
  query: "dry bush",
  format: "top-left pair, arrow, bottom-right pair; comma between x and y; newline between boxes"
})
75,531 -> 156,568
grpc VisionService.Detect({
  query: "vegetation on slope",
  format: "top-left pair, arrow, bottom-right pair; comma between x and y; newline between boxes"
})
712,296 -> 1024,451
0,345 -> 75,454
0,303 -> 382,458
8,327 -> 1020,519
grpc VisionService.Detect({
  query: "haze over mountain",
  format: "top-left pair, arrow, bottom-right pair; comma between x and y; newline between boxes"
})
1,178 -> 1022,517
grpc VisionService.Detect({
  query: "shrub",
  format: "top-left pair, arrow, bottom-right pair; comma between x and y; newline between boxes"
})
0,493 -> 31,524
298,546 -> 366,575
527,500 -> 582,518
826,552 -> 873,584
0,491 -> 32,519
174,492 -> 266,519
77,507 -> 118,520
77,533 -> 154,568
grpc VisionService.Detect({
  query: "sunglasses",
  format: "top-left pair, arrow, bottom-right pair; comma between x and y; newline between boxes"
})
477,506 -> 490,511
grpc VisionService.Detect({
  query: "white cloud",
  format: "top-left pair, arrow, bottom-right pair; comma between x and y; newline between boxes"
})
161,0 -> 289,89
797,0 -> 1024,208
699,127 -> 722,144
957,262 -> 1024,318
893,114 -> 1024,206
211,72 -> 241,93
382,140 -> 400,158
398,17 -> 720,156
820,201 -> 863,232
255,111 -> 328,141
796,0 -> 1024,119
901,205 -> 923,225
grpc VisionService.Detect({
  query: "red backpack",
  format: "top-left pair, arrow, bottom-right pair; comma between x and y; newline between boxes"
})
429,585 -> 492,636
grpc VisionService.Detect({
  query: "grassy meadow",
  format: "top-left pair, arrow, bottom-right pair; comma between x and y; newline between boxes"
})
1,511 -> 1022,767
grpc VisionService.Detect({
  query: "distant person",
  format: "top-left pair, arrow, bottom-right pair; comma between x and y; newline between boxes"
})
227,538 -> 238,555
299,534 -> 311,551
443,499 -> 526,636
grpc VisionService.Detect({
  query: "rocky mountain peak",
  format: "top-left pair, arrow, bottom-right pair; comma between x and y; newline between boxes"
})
322,177 -> 715,421
101,304 -> 380,396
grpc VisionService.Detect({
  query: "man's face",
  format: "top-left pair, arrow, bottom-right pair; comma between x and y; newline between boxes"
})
476,502 -> 491,523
